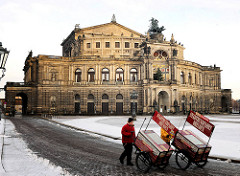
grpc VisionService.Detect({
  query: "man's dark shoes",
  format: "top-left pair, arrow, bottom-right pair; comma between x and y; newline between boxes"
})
119,158 -> 124,164
127,162 -> 134,166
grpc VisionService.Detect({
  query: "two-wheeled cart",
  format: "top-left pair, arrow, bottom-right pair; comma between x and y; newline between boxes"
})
172,110 -> 215,170
134,111 -> 178,173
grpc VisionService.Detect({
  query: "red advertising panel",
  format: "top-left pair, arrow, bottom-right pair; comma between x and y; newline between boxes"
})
152,111 -> 178,138
187,111 -> 215,137
196,112 -> 209,122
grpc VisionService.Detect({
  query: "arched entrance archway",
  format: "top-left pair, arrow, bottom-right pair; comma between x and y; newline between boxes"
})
221,96 -> 228,112
102,94 -> 109,115
87,94 -> 95,114
15,93 -> 28,115
158,91 -> 169,113
116,94 -> 123,115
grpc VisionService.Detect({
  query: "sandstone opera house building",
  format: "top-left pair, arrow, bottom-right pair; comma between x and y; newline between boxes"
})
5,16 -> 232,115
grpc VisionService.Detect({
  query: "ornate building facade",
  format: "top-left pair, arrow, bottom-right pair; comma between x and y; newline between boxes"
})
5,17 -> 232,115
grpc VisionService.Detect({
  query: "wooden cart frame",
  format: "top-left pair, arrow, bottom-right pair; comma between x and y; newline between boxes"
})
172,111 -> 215,170
134,111 -> 177,173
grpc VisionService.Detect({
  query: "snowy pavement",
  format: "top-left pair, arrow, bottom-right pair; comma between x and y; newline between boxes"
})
0,119 -> 5,174
53,114 -> 240,162
0,117 -> 71,176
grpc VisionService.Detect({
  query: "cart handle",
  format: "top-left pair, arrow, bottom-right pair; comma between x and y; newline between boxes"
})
134,118 -> 146,143
139,118 -> 146,133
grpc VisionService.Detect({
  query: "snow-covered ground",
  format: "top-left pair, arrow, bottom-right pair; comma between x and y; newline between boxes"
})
0,118 -> 72,176
54,114 -> 240,161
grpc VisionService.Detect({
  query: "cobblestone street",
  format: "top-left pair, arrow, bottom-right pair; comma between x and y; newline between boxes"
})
8,117 -> 240,176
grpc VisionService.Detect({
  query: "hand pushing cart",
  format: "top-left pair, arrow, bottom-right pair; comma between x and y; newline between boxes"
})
172,111 -> 215,170
134,111 -> 178,173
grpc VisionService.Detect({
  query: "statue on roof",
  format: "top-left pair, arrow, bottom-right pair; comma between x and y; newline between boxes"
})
148,17 -> 165,34
148,18 -> 165,42
111,14 -> 116,23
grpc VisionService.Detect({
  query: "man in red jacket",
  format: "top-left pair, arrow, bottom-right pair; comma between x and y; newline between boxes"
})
119,118 -> 135,166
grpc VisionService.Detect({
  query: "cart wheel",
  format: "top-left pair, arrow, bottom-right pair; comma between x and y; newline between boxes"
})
136,152 -> 152,173
175,150 -> 191,170
196,160 -> 208,168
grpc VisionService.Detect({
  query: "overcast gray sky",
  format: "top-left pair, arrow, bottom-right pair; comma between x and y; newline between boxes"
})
0,0 -> 240,99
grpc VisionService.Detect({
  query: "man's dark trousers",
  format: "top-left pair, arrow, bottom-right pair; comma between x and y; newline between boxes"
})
120,143 -> 133,164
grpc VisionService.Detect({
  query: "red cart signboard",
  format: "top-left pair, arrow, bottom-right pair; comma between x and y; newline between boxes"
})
152,111 -> 178,138
187,111 -> 214,137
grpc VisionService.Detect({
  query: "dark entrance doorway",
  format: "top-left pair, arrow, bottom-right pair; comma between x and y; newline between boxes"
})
87,94 -> 95,115
74,94 -> 80,114
116,102 -> 123,115
88,102 -> 94,114
102,94 -> 109,115
116,94 -> 123,115
221,96 -> 228,112
75,102 -> 80,114
15,93 -> 28,115
102,102 -> 109,115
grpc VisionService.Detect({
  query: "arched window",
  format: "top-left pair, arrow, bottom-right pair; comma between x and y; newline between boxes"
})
75,94 -> 80,101
88,68 -> 95,82
188,73 -> 192,85
130,68 -> 138,82
116,94 -> 123,99
88,94 -> 94,99
102,94 -> 109,99
180,72 -> 185,84
75,69 -> 81,82
116,68 -> 124,82
102,68 -> 109,82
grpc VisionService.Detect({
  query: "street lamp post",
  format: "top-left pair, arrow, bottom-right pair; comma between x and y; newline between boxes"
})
94,100 -> 97,114
0,42 -> 9,121
130,90 -> 138,119
0,42 -> 10,81
181,99 -> 185,115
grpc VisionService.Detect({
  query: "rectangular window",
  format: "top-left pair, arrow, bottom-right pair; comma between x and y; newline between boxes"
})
105,42 -> 110,48
134,43 -> 139,48
87,43 -> 91,48
96,42 -> 100,48
115,42 -> 120,48
173,49 -> 178,56
125,42 -> 130,48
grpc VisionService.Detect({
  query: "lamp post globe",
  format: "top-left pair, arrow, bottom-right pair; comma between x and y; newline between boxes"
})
0,42 -> 10,81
